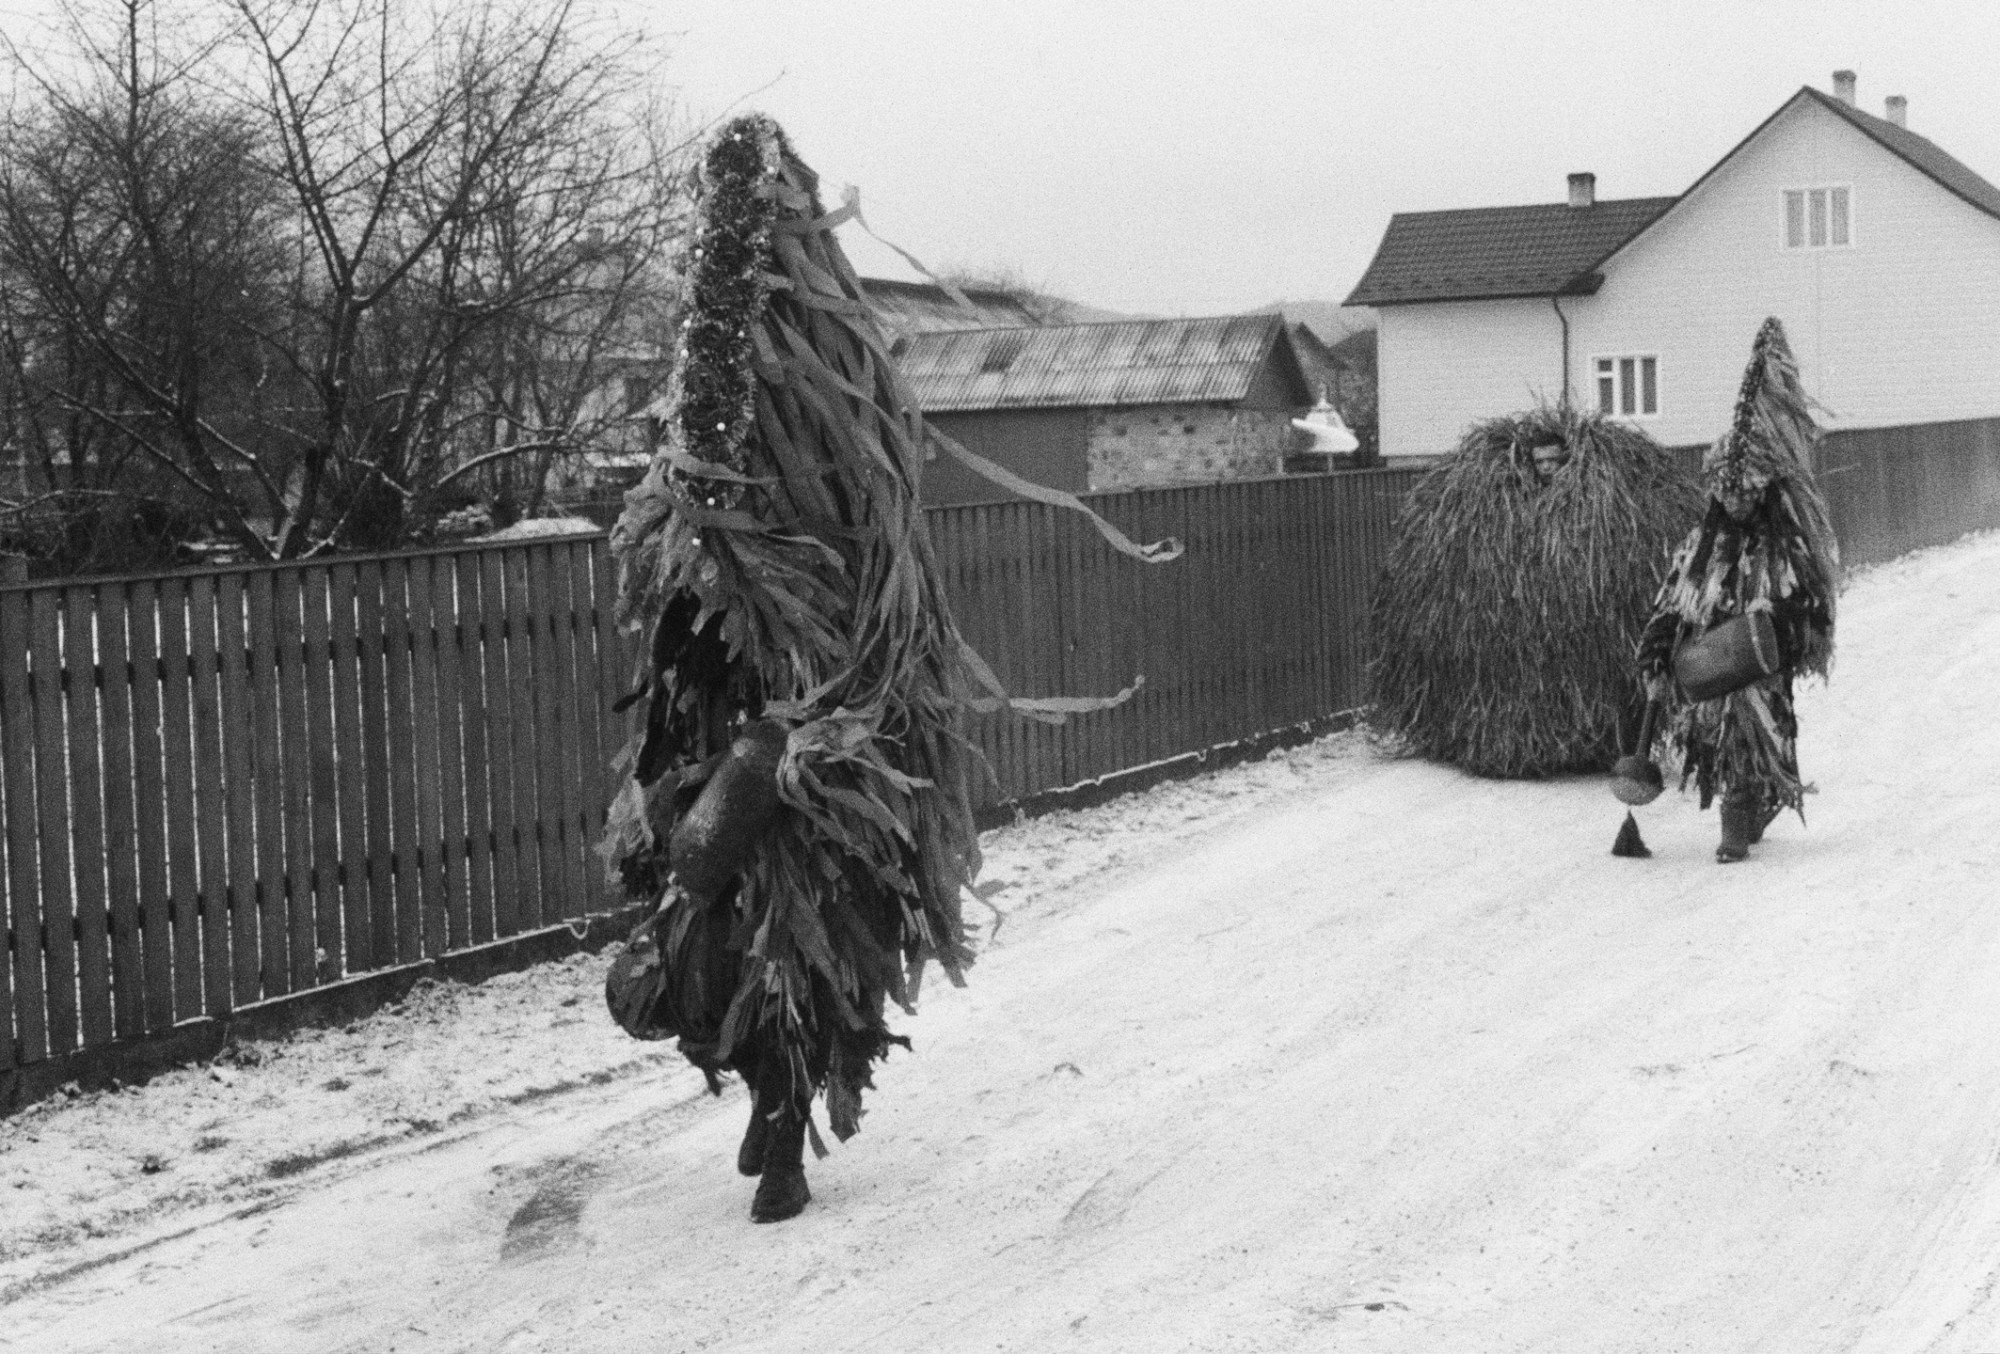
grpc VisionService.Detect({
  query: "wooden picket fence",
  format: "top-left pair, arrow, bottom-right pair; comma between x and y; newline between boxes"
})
1819,416 -> 2000,568
937,471 -> 1419,805
7,405 -> 2000,1088
0,536 -> 633,1076
0,472 -> 1423,1083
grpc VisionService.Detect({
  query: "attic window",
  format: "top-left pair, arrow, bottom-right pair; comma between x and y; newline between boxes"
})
1595,355 -> 1659,418
1784,186 -> 1852,249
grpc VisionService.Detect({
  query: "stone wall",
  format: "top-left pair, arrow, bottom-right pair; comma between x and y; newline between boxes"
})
1086,403 -> 1292,491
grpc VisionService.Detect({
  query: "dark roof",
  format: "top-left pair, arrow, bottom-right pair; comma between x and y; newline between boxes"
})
894,313 -> 1298,411
1343,197 -> 1677,306
1800,88 -> 2000,221
1349,87 -> 2000,310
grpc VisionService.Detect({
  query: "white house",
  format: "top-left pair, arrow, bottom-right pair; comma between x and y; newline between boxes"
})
1347,72 -> 2000,456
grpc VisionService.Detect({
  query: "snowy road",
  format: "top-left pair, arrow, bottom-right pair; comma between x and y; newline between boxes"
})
9,532 -> 2000,1353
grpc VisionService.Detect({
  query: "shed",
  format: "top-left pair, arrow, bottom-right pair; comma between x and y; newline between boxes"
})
894,313 -> 1315,505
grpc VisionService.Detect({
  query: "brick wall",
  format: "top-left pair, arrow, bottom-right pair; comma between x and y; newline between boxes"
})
1086,403 -> 1291,491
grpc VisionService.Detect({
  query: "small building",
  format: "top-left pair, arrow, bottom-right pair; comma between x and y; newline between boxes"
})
895,313 -> 1315,505
859,277 -> 1049,339
1347,71 -> 2000,457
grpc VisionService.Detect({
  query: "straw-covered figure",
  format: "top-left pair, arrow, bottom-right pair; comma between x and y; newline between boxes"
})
1367,404 -> 1703,779
1629,318 -> 1837,863
597,115 -> 1165,1223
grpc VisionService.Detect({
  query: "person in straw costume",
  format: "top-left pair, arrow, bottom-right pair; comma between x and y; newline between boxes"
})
1632,317 -> 1837,863
598,114 -> 1166,1222
1365,404 -> 1702,780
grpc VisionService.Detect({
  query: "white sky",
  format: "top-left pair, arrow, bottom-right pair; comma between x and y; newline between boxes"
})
638,0 -> 2000,314
4,0 -> 1997,315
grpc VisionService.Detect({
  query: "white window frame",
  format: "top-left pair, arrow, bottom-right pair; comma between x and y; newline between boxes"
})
1593,354 -> 1661,420
1781,184 -> 1855,250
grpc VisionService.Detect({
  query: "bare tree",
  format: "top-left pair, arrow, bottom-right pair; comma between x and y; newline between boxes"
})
0,0 -> 687,567
223,0 -> 687,552
0,0 -> 281,569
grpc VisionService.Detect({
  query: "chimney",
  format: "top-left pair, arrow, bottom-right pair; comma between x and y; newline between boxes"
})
1567,172 -> 1596,209
1833,69 -> 1857,106
1885,95 -> 1907,127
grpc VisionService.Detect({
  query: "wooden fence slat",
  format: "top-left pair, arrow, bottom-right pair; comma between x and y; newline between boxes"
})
379,559 -> 424,964
300,568 -> 343,988
151,579 -> 202,1026
356,560 -> 397,970
61,585 -> 113,1049
519,546 -> 560,922
245,571 -> 289,999
540,543 -> 589,919
92,583 -> 144,1041
405,556 -> 449,959
272,571 -> 315,992
124,582 -> 174,1032
504,548 -> 548,932
30,591 -> 80,1053
187,576 -> 232,1018
479,550 -> 523,940
2,590 -> 46,1063
327,563 -> 368,979
442,555 -> 487,947
216,574 -> 262,1007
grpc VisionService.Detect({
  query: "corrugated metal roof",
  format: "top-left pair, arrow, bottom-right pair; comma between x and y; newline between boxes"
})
858,277 -> 1043,336
895,313 -> 1288,411
1343,197 -> 1677,306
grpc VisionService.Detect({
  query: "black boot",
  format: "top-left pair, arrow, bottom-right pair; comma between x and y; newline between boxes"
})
1716,790 -> 1755,864
737,1093 -> 770,1178
749,1111 -> 810,1223
1746,792 -> 1780,845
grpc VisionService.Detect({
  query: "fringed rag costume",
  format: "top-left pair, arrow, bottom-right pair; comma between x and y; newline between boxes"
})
598,116 -> 1168,1220
1635,319 -> 1837,849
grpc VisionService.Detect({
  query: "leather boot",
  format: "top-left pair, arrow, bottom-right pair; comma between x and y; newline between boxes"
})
749,1111 -> 810,1223
1716,790 -> 1755,864
737,1093 -> 770,1177
1746,792 -> 1780,845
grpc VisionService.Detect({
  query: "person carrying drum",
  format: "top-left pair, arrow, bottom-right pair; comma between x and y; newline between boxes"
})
1628,318 -> 1838,863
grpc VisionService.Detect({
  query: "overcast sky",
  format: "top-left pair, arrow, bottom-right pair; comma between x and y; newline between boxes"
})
642,0 -> 2000,315
4,0 -> 1996,317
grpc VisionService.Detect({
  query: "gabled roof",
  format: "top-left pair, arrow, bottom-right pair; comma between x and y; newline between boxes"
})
1343,197 -> 1677,306
1349,85 -> 2000,310
894,313 -> 1302,411
1790,88 -> 2000,221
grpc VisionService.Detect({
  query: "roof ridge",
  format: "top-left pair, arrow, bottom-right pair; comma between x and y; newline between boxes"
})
912,312 -> 1279,338
1796,85 -> 2000,223
1386,195 -> 1680,221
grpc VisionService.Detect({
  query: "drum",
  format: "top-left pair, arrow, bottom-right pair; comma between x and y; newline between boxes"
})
1673,611 -> 1782,702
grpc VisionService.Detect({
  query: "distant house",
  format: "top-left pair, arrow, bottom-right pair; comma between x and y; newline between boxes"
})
1346,71 -> 2000,457
893,313 -> 1315,505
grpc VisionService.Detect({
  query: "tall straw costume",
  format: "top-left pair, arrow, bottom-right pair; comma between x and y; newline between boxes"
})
1633,318 -> 1837,862
599,115 -> 1169,1222
1366,404 -> 1704,779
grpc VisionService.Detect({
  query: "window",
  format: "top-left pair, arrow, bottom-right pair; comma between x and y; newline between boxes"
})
1595,355 -> 1659,418
1783,186 -> 1852,249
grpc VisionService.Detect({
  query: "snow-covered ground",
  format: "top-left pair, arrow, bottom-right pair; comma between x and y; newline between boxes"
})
5,529 -> 2000,1353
